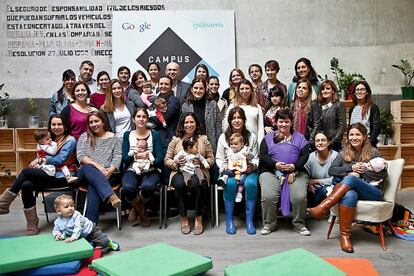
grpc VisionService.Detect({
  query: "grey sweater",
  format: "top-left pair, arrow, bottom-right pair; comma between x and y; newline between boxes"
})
305,150 -> 338,186
76,132 -> 122,170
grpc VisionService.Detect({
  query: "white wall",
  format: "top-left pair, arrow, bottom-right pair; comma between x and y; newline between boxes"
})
1,0 -> 414,98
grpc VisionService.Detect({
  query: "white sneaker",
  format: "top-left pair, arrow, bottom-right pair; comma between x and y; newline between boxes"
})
295,227 -> 311,236
235,192 -> 243,203
260,225 -> 276,235
218,175 -> 228,186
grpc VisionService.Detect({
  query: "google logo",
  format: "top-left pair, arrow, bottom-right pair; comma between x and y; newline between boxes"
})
122,22 -> 151,32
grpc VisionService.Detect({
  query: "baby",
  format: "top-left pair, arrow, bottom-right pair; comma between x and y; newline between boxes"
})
148,96 -> 168,128
273,131 -> 296,184
218,133 -> 254,202
34,129 -> 70,179
173,137 -> 210,188
140,81 -> 155,108
364,157 -> 388,186
52,194 -> 119,250
128,139 -> 154,175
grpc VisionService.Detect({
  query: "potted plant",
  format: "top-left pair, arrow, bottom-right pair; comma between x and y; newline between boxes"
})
379,108 -> 394,145
0,83 -> 11,128
330,57 -> 365,100
28,98 -> 40,128
392,59 -> 414,99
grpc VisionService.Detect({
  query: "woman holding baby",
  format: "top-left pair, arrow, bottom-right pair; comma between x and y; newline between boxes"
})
308,122 -> 388,253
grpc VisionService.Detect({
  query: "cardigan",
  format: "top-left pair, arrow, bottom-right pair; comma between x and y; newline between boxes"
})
101,100 -> 136,135
164,135 -> 214,185
181,99 -> 222,154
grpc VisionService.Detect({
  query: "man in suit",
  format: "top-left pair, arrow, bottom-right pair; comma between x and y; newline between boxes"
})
165,62 -> 191,104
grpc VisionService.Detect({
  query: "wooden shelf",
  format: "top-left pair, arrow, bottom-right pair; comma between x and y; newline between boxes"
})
17,151 -> 37,173
0,175 -> 16,194
0,129 -> 15,151
377,145 -> 398,160
15,128 -> 41,151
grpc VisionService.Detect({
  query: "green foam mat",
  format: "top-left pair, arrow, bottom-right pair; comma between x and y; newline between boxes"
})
224,248 -> 345,276
90,243 -> 212,276
0,234 -> 93,274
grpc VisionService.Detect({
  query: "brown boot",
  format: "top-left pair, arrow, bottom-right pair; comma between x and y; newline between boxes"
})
339,205 -> 356,253
136,197 -> 151,228
0,189 -> 18,215
128,196 -> 140,223
308,184 -> 350,219
23,206 -> 39,235
108,194 -> 121,208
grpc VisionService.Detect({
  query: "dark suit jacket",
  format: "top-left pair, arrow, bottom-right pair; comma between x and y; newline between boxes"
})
175,80 -> 191,104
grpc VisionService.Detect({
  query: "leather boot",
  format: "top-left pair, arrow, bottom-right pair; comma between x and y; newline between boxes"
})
24,206 -> 39,235
245,200 -> 256,235
108,194 -> 122,208
136,195 -> 151,227
128,196 -> 139,223
339,205 -> 355,253
308,184 -> 350,219
224,200 -> 236,234
0,189 -> 18,215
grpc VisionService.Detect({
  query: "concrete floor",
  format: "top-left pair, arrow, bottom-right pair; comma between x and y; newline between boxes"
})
1,191 -> 414,275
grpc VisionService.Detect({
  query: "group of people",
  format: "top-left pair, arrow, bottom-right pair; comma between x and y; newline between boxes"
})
0,57 -> 387,253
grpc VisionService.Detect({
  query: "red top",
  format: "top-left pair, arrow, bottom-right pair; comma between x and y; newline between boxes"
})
69,105 -> 89,140
90,92 -> 106,109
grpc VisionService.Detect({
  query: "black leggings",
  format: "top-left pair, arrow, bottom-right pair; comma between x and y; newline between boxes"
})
172,172 -> 207,217
10,168 -> 68,208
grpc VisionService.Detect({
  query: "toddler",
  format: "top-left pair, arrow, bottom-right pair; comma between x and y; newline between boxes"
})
148,96 -> 168,128
264,87 -> 287,134
173,137 -> 210,188
273,131 -> 296,184
218,133 -> 254,202
52,194 -> 119,250
34,129 -> 70,179
128,139 -> 154,175
140,81 -> 155,108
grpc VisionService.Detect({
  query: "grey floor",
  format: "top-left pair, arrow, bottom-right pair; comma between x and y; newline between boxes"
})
1,191 -> 414,275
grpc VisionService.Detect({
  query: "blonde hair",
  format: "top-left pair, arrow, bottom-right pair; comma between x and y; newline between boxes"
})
229,132 -> 244,145
342,123 -> 373,162
292,78 -> 312,114
234,79 -> 258,107
54,194 -> 74,210
102,79 -> 126,113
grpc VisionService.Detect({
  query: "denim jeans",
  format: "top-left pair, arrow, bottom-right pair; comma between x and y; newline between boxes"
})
122,170 -> 161,201
307,185 -> 328,208
224,172 -> 258,201
78,164 -> 121,223
339,175 -> 383,207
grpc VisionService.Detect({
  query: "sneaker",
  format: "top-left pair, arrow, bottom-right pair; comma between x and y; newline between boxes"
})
260,225 -> 276,235
108,240 -> 120,251
218,175 -> 228,186
235,192 -> 243,203
294,227 -> 311,236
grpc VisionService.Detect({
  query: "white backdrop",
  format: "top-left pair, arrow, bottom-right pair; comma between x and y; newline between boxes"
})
112,11 -> 235,91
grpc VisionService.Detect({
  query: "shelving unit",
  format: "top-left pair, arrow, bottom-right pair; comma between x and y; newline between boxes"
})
391,100 -> 414,190
0,128 -> 43,193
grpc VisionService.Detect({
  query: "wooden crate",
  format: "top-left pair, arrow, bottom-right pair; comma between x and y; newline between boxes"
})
15,128 -> 43,151
0,129 -> 15,151
0,175 -> 16,194
391,100 -> 414,123
0,151 -> 17,173
377,145 -> 398,160
16,151 -> 37,173
341,100 -> 353,123
401,168 -> 414,189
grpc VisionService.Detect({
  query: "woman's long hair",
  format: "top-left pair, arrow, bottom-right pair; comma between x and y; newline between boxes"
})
342,123 -> 373,162
292,78 -> 312,114
224,106 -> 250,146
351,80 -> 373,119
292,57 -> 319,83
48,114 -> 69,140
234,79 -> 258,107
87,111 -> 110,150
175,112 -> 203,138
58,69 -> 76,103
102,79 -> 126,113
317,79 -> 339,105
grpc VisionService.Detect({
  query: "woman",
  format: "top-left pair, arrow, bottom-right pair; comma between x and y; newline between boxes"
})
128,70 -> 148,108
308,123 -> 387,253
61,81 -> 97,140
165,113 -> 214,235
305,131 -> 338,207
117,66 -> 131,98
349,80 -> 380,147
222,68 -> 245,105
49,69 -> 76,116
122,108 -> 163,227
316,80 -> 346,151
76,111 -> 122,223
147,62 -> 160,91
259,108 -> 310,236
291,79 -> 320,145
262,60 -> 287,108
0,114 -> 77,235
101,79 -> 135,139
193,64 -> 210,81
223,80 -> 265,147
90,71 -> 110,109
216,107 -> 259,235
181,78 -> 222,154
287,57 -> 320,104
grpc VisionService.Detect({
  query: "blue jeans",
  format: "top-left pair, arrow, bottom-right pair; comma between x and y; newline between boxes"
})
339,175 -> 383,207
78,164 -> 121,223
224,172 -> 258,201
307,185 -> 328,208
122,170 -> 161,201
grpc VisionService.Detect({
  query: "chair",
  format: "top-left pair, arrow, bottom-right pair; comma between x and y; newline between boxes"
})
214,183 -> 224,227
40,177 -> 79,223
79,184 -> 122,230
326,158 -> 404,251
